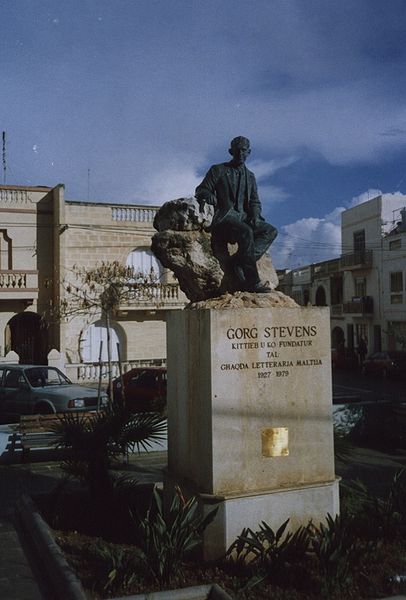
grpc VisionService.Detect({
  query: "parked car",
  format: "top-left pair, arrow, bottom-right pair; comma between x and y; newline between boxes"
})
111,367 -> 167,413
362,351 -> 406,377
331,347 -> 359,370
0,364 -> 109,421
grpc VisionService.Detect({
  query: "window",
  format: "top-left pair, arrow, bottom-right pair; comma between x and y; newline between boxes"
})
4,369 -> 21,388
126,248 -> 162,281
390,271 -> 404,305
355,277 -> 366,297
389,239 -> 401,251
390,272 -> 403,292
353,230 -> 365,253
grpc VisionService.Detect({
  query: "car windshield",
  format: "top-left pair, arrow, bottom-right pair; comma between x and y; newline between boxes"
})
25,367 -> 72,387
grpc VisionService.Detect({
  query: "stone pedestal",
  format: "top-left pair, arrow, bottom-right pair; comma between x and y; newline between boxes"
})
166,307 -> 339,559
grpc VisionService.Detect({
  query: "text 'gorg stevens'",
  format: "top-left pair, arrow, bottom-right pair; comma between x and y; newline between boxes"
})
220,324 -> 322,379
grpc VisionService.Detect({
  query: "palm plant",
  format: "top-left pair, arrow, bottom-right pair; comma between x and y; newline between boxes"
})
53,402 -> 166,498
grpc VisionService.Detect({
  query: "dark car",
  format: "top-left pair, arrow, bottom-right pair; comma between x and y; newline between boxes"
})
111,367 -> 167,413
0,364 -> 109,421
362,351 -> 406,377
331,347 -> 358,370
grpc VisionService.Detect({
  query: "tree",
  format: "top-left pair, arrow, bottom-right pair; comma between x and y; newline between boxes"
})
57,260 -> 159,394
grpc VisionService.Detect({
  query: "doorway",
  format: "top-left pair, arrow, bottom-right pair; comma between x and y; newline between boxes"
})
5,312 -> 48,364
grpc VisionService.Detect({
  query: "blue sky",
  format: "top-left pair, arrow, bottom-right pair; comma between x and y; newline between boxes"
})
2,0 -> 406,268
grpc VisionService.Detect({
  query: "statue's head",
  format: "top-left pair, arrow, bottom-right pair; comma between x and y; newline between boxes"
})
229,136 -> 251,165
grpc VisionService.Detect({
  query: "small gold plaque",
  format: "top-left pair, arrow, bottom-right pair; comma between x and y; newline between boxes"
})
261,427 -> 289,457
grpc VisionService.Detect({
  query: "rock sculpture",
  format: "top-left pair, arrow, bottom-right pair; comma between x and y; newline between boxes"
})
151,197 -> 280,303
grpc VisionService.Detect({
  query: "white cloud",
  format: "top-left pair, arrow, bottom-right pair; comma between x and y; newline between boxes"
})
249,157 -> 297,180
272,215 -> 341,270
272,188 -> 406,269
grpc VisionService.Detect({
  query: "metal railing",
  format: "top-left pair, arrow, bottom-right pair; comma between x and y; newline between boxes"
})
340,249 -> 373,269
343,296 -> 374,315
330,304 -> 343,316
313,259 -> 340,279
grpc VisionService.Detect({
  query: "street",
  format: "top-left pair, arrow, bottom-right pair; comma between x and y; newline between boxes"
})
333,367 -> 406,404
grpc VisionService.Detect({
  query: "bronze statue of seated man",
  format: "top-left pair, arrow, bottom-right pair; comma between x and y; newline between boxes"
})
195,136 -> 277,293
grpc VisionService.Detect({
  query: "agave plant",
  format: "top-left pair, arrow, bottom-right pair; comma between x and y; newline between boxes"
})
226,518 -> 310,587
309,513 -> 374,597
135,486 -> 218,585
342,468 -> 406,540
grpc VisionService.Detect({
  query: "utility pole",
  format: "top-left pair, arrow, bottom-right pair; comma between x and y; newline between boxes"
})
2,132 -> 6,184
87,168 -> 90,201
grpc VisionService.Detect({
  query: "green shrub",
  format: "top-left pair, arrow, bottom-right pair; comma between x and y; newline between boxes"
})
91,541 -> 137,593
134,486 -> 218,585
309,513 -> 374,597
226,519 -> 310,588
342,468 -> 406,541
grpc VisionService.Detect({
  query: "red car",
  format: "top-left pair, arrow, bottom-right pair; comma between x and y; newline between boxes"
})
111,367 -> 167,412
362,351 -> 406,377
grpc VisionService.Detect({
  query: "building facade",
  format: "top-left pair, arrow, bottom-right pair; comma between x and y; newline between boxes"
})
0,184 -> 187,379
280,194 -> 406,357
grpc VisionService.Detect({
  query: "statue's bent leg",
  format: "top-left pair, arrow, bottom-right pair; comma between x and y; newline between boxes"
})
212,219 -> 259,290
253,221 -> 278,261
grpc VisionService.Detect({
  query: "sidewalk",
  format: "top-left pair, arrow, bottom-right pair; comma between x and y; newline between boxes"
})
0,462 -> 66,599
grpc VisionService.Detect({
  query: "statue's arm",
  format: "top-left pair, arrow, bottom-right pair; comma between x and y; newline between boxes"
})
195,165 -> 219,208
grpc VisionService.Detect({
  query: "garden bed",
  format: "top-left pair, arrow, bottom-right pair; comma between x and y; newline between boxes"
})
19,481 -> 406,600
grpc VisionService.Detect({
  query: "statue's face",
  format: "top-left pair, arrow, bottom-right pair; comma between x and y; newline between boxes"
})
230,141 -> 251,166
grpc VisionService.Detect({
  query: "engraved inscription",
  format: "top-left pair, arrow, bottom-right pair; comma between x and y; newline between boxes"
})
219,322 -> 324,379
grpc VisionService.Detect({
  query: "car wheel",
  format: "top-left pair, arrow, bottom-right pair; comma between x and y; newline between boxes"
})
34,403 -> 54,415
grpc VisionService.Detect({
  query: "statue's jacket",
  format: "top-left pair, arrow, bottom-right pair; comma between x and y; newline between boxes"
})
195,162 -> 262,227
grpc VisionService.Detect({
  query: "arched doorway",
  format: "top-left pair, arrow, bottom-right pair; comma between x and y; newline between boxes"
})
315,286 -> 327,306
6,313 -> 48,364
81,319 -> 126,363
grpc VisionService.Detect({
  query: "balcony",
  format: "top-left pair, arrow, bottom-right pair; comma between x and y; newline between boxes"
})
111,205 -> 157,223
0,270 -> 39,300
330,304 -> 343,317
339,249 -> 373,270
118,282 -> 186,311
313,259 -> 340,279
343,296 -> 374,315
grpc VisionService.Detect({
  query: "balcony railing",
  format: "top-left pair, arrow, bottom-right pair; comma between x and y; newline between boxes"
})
313,259 -> 340,279
119,282 -> 185,309
331,304 -> 343,316
0,270 -> 39,299
343,296 -> 374,315
66,358 -> 166,384
339,249 -> 373,270
111,206 -> 157,223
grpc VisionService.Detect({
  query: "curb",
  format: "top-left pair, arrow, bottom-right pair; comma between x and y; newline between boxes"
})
16,494 -> 87,600
16,494 -> 233,600
114,584 -> 232,599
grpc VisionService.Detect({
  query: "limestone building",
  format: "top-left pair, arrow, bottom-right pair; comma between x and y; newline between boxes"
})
0,183 -> 186,379
281,194 -> 406,356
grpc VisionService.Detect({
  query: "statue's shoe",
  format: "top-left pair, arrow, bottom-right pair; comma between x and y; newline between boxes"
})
251,281 -> 272,293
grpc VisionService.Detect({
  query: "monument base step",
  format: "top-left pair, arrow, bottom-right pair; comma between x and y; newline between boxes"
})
165,472 -> 340,560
